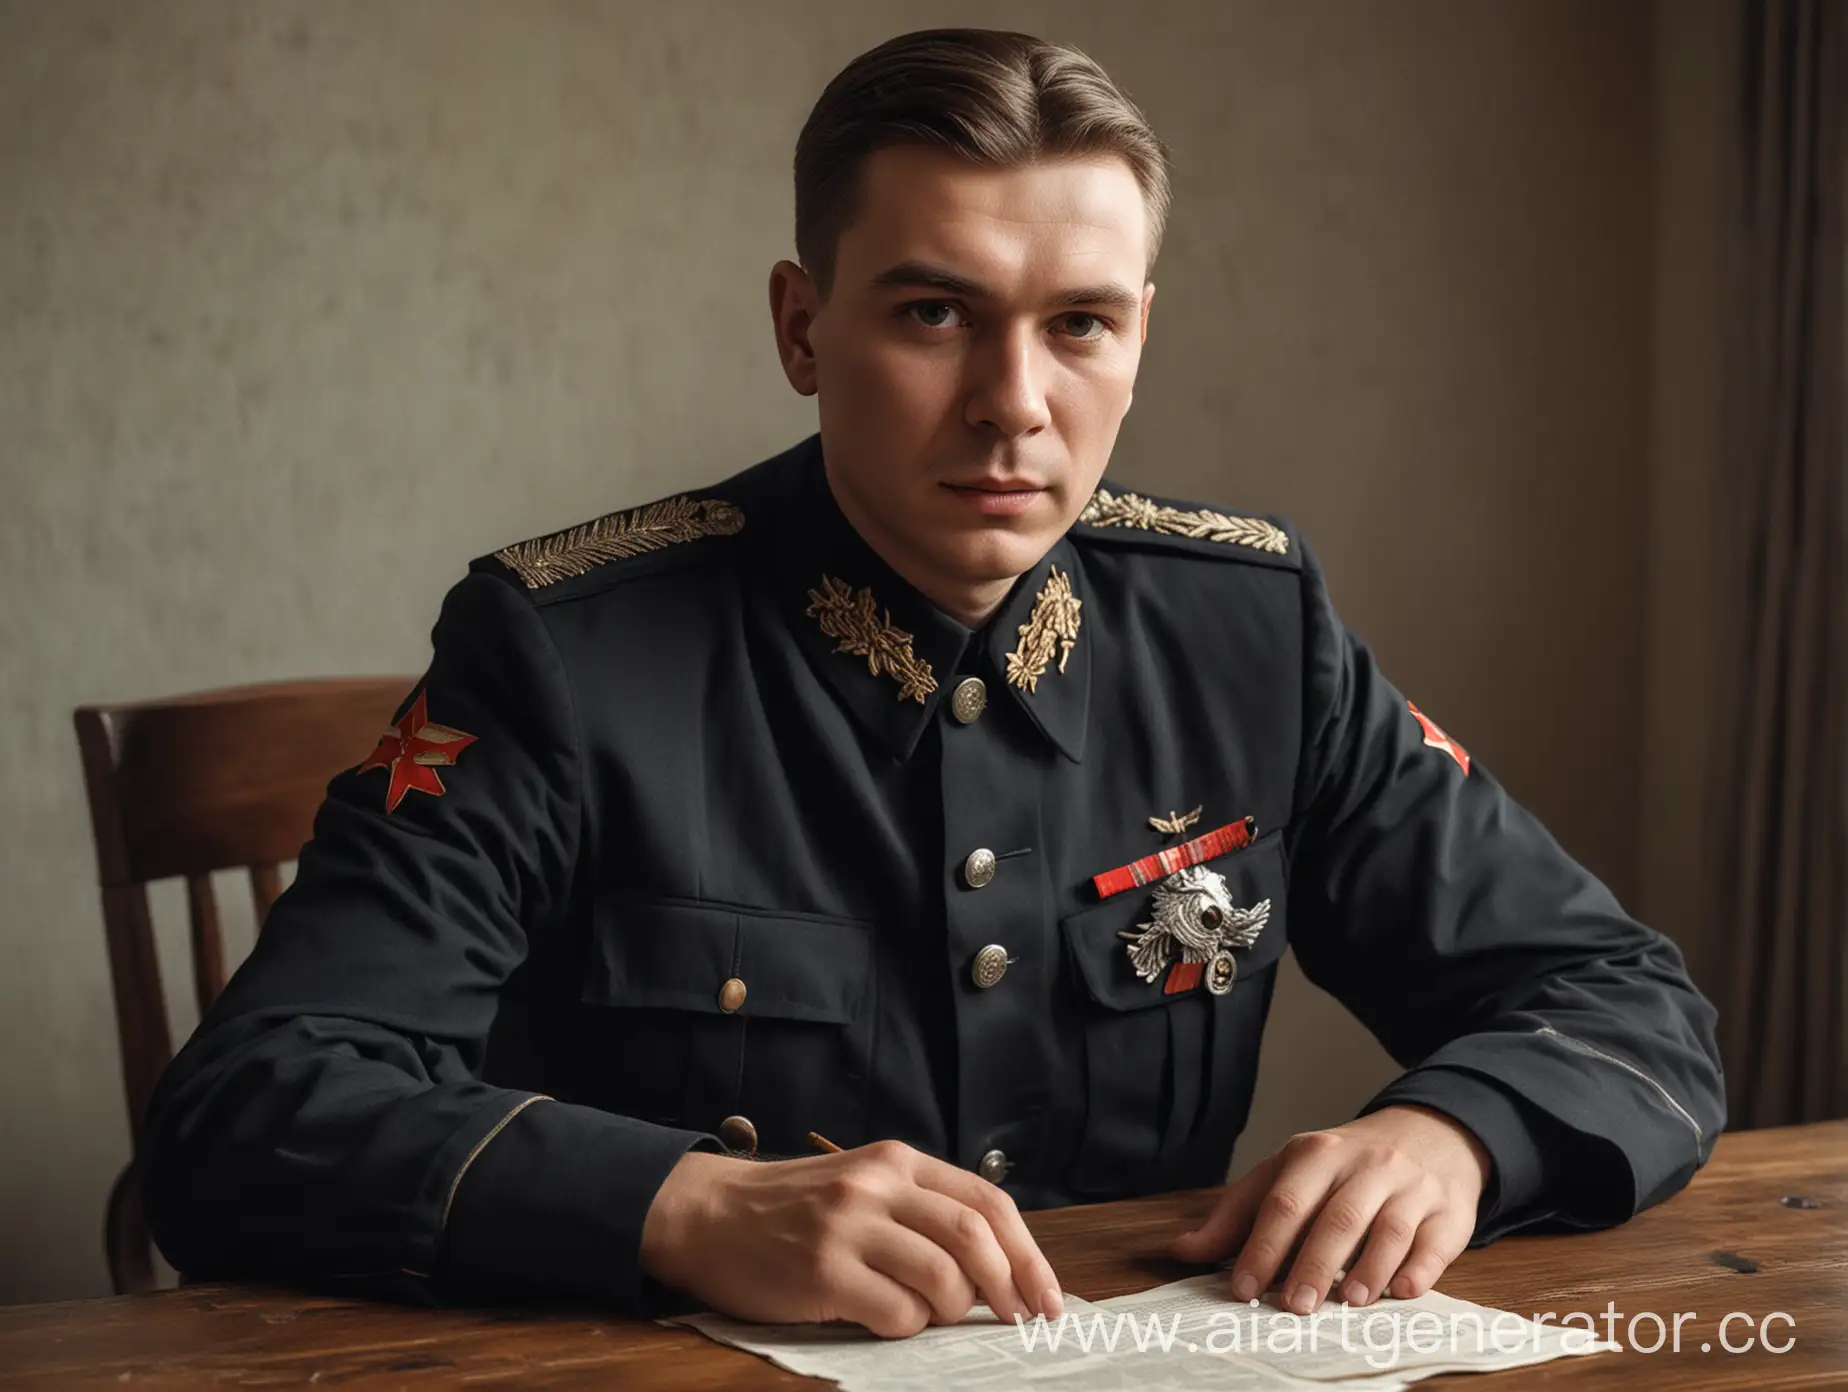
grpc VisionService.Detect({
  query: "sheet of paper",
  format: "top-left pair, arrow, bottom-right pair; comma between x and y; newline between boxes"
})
669,1276 -> 1617,1389
1093,1274 -> 1620,1381
670,1293 -> 1408,1391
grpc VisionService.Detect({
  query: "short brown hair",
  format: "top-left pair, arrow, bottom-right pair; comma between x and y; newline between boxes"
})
794,28 -> 1173,298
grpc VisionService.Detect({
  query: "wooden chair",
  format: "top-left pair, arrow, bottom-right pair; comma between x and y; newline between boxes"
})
73,677 -> 416,1294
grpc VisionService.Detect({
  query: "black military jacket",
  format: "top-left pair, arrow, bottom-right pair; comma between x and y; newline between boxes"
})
142,432 -> 1724,1311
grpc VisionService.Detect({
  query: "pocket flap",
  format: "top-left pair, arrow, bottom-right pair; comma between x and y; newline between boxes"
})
1063,831 -> 1290,1011
583,897 -> 873,1024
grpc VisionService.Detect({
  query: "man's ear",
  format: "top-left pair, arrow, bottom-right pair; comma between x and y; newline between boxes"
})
1140,281 -> 1156,347
769,260 -> 821,397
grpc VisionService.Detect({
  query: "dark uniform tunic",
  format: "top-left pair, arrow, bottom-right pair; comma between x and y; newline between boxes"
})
141,432 -> 1725,1311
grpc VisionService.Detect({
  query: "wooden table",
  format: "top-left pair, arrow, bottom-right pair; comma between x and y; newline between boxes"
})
2,1122 -> 1842,1389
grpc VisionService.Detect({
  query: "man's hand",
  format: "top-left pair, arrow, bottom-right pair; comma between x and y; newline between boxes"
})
1170,1105 -> 1490,1314
640,1139 -> 1064,1338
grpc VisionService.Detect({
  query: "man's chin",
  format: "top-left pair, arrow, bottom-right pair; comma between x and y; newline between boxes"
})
929,528 -> 1063,591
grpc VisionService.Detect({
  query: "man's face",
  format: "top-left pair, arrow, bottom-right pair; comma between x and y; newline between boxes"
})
771,145 -> 1155,606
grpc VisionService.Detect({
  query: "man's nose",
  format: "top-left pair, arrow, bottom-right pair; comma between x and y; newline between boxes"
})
965,326 -> 1053,439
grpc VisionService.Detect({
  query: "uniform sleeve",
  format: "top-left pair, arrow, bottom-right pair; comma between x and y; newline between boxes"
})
140,568 -> 717,1310
1284,539 -> 1725,1240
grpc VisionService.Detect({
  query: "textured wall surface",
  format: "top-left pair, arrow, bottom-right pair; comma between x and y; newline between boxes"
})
0,0 -> 1655,1302
1638,0 -> 1730,992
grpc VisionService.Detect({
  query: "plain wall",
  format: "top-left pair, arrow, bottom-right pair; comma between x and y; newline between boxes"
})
1637,0 -> 1732,993
1,0 -> 1668,1302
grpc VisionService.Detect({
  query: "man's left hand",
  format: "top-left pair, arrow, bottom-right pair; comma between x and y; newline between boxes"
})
1170,1104 -> 1491,1313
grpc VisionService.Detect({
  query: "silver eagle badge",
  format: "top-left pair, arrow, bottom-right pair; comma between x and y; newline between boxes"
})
1117,864 -> 1270,997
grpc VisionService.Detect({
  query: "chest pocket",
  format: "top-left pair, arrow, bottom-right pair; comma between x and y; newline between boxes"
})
578,896 -> 876,1152
1060,831 -> 1290,1192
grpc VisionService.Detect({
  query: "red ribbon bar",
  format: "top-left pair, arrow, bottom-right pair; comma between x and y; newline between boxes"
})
1091,817 -> 1256,900
1164,961 -> 1205,995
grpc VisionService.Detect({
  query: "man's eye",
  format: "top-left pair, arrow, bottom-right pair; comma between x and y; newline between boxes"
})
906,301 -> 964,329
1059,313 -> 1109,341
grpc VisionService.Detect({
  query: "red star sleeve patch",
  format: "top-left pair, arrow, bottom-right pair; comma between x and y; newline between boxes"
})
356,689 -> 478,812
1407,701 -> 1469,775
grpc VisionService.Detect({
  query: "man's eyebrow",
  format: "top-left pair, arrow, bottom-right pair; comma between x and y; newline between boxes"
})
867,261 -> 1143,317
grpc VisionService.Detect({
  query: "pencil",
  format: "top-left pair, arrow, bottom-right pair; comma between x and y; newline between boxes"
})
807,1130 -> 844,1154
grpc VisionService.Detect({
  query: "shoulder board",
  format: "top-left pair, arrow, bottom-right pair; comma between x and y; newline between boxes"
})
484,491 -> 746,594
1072,484 -> 1299,570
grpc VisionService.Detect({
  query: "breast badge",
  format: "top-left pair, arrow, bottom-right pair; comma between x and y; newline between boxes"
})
1117,865 -> 1270,996
1091,817 -> 1269,996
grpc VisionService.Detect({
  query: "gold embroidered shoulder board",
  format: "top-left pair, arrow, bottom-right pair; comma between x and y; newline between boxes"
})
1077,487 -> 1289,556
494,494 -> 745,589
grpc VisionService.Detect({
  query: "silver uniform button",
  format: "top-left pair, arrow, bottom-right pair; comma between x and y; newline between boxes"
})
978,1148 -> 1010,1184
963,848 -> 997,888
971,944 -> 1012,988
950,676 -> 988,725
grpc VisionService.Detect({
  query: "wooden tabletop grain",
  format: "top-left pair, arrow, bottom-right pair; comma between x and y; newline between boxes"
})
1,1121 -> 1842,1389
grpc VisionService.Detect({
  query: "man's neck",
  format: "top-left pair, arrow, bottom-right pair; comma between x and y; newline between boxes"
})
921,574 -> 1014,630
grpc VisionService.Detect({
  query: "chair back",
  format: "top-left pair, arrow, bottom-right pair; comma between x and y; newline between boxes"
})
73,676 -> 414,1291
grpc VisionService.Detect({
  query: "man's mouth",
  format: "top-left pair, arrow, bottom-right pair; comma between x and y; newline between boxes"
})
940,480 -> 1049,516
941,479 -> 1046,495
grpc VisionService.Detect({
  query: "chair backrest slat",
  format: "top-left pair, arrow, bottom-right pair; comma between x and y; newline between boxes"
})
184,873 -> 226,1019
250,863 -> 283,929
97,883 -> 171,1156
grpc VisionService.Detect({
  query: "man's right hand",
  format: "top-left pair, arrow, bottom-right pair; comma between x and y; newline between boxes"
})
638,1139 -> 1064,1338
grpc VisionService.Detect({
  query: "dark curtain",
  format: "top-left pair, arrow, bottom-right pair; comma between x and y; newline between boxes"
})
1712,0 -> 1848,1128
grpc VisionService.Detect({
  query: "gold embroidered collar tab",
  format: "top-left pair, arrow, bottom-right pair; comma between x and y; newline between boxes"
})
806,576 -> 939,705
777,438 -> 971,762
1005,565 -> 1082,695
983,543 -> 1091,763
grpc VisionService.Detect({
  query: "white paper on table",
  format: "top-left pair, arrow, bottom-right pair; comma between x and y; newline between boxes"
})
1092,1274 -> 1621,1382
669,1292 -> 1413,1391
669,1274 -> 1621,1390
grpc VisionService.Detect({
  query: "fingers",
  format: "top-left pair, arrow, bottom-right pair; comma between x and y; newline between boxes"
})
910,1153 -> 1062,1319
891,1187 -> 1026,1322
858,1219 -> 980,1327
826,1256 -> 939,1340
1279,1168 -> 1401,1313
1339,1195 -> 1428,1307
1228,1133 -> 1344,1304
1385,1206 -> 1473,1300
1169,1154 -> 1276,1264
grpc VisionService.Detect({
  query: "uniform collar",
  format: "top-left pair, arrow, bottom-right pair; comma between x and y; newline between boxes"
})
774,435 -> 1090,765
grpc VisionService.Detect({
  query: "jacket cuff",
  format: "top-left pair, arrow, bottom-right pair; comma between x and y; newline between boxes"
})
1359,1066 -> 1554,1241
436,1096 -> 721,1310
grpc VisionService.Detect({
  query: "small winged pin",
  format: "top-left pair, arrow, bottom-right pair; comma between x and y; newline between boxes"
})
1148,804 -> 1203,838
1118,864 -> 1270,984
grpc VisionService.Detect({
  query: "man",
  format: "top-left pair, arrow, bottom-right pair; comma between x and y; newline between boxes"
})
143,28 -> 1724,1338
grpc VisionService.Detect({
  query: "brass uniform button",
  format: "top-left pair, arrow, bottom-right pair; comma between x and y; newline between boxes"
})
971,944 -> 1012,989
718,977 -> 747,1012
950,676 -> 988,725
718,1115 -> 758,1154
977,1148 -> 1010,1184
963,848 -> 997,889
